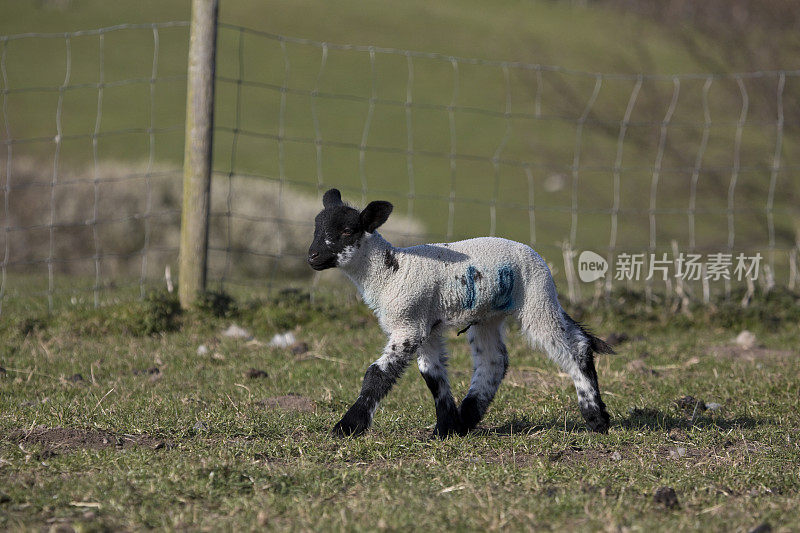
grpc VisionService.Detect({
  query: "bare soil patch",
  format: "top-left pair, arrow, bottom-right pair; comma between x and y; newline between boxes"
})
256,394 -> 316,413
5,427 -> 169,453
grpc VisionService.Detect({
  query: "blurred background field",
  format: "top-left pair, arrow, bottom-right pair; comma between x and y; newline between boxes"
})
1,0 -> 799,309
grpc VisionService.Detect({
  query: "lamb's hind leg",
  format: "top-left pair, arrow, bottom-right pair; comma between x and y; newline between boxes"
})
521,308 -> 610,433
417,333 -> 460,438
561,314 -> 612,433
459,317 -> 509,434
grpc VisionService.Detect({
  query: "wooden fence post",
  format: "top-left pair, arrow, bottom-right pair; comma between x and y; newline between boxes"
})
179,0 -> 218,308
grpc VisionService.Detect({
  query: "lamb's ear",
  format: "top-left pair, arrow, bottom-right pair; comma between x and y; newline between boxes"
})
322,188 -> 343,208
359,201 -> 393,233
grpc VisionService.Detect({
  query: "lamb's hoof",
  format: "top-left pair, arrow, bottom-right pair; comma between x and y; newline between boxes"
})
431,407 -> 462,439
331,414 -> 370,438
458,396 -> 482,435
582,408 -> 610,434
431,423 -> 460,440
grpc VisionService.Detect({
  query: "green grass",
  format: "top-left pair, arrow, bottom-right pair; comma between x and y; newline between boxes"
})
1,288 -> 799,531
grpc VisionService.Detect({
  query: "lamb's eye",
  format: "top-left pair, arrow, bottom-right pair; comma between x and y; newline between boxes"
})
341,229 -> 353,237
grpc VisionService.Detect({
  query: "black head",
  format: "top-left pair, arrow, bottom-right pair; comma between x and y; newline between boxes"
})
307,188 -> 393,271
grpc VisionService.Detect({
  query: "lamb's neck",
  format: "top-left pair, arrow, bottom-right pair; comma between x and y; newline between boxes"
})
340,232 -> 394,304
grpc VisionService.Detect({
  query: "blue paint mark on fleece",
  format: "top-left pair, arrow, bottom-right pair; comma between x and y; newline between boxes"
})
492,265 -> 515,311
463,265 -> 477,309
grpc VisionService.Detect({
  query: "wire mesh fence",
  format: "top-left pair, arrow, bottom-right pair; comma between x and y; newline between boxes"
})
210,24 -> 800,303
1,19 -> 799,315
1,22 -> 189,314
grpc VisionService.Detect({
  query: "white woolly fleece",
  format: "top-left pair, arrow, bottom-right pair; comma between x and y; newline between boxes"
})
338,231 -> 566,347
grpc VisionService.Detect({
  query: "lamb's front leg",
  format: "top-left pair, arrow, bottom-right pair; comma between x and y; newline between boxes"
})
332,337 -> 418,437
417,334 -> 460,438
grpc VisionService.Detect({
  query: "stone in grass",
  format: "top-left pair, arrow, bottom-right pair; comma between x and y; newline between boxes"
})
68,373 -> 84,383
736,330 -> 757,350
706,402 -> 723,411
246,368 -> 268,379
192,421 -> 208,433
654,486 -> 680,509
222,324 -> 253,340
748,523 -> 772,533
269,332 -> 296,348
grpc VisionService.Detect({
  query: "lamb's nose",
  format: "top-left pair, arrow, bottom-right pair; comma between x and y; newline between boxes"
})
309,251 -> 319,259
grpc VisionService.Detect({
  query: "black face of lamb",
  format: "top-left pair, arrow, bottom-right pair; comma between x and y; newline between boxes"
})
307,188 -> 393,271
307,206 -> 364,271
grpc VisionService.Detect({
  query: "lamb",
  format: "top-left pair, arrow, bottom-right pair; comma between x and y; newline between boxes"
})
307,188 -> 614,438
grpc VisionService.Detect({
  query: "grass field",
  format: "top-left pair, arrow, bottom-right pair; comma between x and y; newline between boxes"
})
1,288 -> 799,531
1,4 -> 799,530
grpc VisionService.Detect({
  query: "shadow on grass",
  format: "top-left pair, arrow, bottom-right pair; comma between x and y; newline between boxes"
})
479,418 -> 594,436
617,407 -> 770,431
482,408 -> 773,436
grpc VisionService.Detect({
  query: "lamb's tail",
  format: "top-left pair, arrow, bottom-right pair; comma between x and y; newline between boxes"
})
562,312 -> 616,355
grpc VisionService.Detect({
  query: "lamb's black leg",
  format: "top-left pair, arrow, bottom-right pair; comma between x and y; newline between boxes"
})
558,314 -> 611,434
417,335 -> 460,438
574,350 -> 610,433
459,319 -> 509,434
332,340 -> 416,437
421,372 -> 460,438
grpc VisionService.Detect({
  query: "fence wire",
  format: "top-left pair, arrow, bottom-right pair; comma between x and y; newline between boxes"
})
210,24 -> 800,303
1,22 -> 188,314
1,21 -> 799,315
